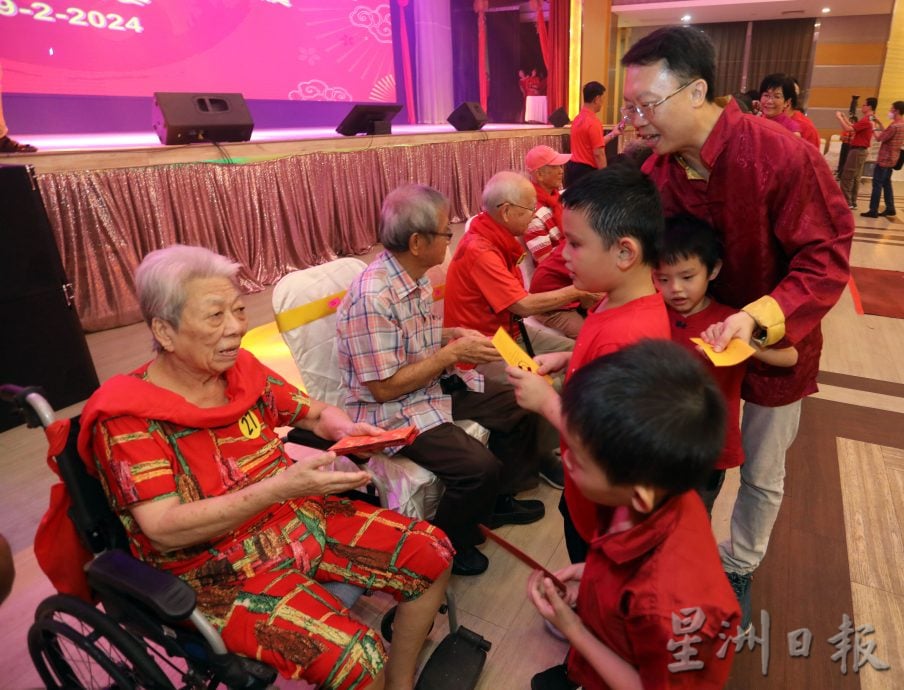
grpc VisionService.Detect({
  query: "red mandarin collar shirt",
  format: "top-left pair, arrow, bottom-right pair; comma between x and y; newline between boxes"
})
568,491 -> 740,689
643,99 -> 853,406
443,211 -> 528,337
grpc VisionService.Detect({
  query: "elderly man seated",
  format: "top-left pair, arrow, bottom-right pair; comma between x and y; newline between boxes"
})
523,144 -> 570,263
444,171 -> 588,379
337,184 -> 546,577
523,145 -> 589,339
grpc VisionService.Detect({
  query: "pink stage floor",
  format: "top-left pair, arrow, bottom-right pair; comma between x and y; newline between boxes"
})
16,122 -> 553,154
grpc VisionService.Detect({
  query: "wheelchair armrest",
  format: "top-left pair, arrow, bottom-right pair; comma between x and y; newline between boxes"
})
86,549 -> 196,623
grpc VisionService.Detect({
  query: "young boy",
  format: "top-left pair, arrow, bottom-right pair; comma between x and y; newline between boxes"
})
507,164 -> 670,562
654,215 -> 798,513
528,341 -> 741,690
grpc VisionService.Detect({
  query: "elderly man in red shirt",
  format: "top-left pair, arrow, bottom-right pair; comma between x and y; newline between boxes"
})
836,96 -> 878,209
622,25 -> 853,631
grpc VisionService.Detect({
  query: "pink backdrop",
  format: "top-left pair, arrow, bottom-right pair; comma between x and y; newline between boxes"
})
0,0 -> 397,102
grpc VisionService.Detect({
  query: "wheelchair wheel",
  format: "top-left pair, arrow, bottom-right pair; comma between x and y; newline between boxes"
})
29,594 -> 174,689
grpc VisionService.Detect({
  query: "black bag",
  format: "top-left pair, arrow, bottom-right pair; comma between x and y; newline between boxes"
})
894,148 -> 904,171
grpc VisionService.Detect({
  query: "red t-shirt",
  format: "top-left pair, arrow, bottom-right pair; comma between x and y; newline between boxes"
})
444,211 -> 528,336
570,106 -> 605,167
791,110 -> 821,149
567,491 -> 741,690
668,301 -> 745,470
564,292 -> 671,543
530,242 -> 570,293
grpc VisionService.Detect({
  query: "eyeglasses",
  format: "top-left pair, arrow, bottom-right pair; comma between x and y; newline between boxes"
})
423,230 -> 454,241
620,80 -> 695,122
759,91 -> 785,102
496,201 -> 536,214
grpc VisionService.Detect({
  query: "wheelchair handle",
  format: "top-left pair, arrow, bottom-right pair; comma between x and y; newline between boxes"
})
0,384 -> 56,429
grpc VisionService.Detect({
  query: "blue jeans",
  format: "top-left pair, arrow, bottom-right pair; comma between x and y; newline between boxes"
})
721,400 -> 802,575
868,164 -> 895,213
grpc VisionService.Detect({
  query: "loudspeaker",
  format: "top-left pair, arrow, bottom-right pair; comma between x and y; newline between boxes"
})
0,165 -> 100,431
549,107 -> 570,128
152,92 -> 254,145
447,102 -> 488,131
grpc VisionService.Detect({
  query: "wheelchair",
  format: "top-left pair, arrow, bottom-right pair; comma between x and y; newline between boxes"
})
4,384 -> 491,690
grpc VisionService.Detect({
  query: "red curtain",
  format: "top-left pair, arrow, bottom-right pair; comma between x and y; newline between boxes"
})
546,0 -> 569,114
533,0 -> 551,72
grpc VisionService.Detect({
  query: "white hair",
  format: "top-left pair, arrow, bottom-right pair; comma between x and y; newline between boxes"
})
481,170 -> 533,216
379,184 -> 449,252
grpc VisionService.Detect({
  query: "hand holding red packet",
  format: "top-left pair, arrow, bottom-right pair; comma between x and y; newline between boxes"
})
327,425 -> 418,456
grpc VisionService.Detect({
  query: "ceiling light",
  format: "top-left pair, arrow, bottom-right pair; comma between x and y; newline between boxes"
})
681,14 -> 692,22
822,7 -> 831,12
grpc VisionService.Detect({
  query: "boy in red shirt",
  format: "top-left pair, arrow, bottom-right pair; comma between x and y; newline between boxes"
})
507,164 -> 670,563
528,341 -> 741,689
654,215 -> 798,513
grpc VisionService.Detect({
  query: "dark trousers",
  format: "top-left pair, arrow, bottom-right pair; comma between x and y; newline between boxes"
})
564,160 -> 597,188
696,469 -> 726,515
868,164 -> 896,213
558,493 -> 589,564
402,378 -> 539,549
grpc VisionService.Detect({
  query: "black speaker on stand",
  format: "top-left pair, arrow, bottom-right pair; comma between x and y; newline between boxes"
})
447,102 -> 488,131
152,92 -> 254,145
0,165 -> 100,431
548,108 -> 570,128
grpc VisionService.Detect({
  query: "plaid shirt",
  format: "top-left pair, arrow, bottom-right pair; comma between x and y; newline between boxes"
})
876,121 -> 904,167
337,251 -> 481,449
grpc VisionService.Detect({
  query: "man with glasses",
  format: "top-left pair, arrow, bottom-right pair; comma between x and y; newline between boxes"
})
836,96 -> 879,209
445,171 -> 583,371
338,184 -> 546,577
621,26 -> 852,632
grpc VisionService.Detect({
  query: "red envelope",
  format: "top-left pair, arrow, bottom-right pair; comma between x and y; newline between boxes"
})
327,426 -> 418,455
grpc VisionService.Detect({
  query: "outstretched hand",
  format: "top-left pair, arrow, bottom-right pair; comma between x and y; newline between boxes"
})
275,452 -> 371,501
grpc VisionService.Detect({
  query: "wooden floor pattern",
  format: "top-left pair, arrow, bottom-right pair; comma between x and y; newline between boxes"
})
2,198 -> 904,688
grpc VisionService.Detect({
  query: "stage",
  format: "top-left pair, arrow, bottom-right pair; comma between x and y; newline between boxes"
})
2,123 -> 569,331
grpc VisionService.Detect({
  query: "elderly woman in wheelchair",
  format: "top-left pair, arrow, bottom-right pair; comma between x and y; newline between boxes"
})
77,244 -> 453,689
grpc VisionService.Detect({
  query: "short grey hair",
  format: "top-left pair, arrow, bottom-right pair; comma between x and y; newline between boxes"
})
481,171 -> 533,214
135,244 -> 241,351
379,184 -> 450,252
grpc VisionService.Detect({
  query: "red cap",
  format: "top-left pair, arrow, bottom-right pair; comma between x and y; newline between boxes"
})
525,145 -> 571,172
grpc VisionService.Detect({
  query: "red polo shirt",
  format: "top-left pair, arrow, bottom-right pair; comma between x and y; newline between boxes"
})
570,106 -> 605,167
564,292 -> 670,543
668,301 -> 744,470
443,211 -> 528,337
850,115 -> 874,148
643,98 -> 852,406
567,491 -> 741,689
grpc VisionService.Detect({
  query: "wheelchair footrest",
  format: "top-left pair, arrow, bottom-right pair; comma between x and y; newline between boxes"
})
415,626 -> 491,690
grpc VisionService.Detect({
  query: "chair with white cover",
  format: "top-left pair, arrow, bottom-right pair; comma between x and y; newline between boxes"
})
272,257 -> 488,521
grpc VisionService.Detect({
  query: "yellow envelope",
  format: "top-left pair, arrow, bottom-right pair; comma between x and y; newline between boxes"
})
690,337 -> 756,367
492,327 -> 554,383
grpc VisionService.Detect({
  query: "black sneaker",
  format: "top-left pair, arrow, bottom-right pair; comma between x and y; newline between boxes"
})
487,494 -> 545,528
539,451 -> 565,490
451,546 -> 489,576
860,210 -> 879,218
531,664 -> 578,690
725,570 -> 752,631
880,209 -> 897,216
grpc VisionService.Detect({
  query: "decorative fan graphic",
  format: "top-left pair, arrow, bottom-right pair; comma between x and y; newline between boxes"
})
288,79 -> 352,101
369,74 -> 396,102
